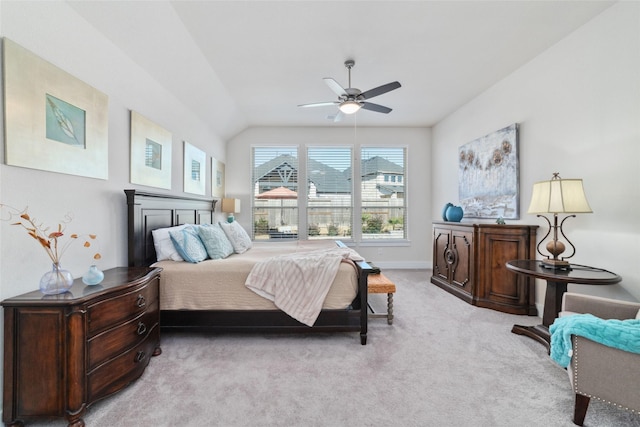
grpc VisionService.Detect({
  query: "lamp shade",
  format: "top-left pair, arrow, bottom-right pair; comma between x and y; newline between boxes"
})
527,176 -> 592,214
339,100 -> 361,114
221,198 -> 241,214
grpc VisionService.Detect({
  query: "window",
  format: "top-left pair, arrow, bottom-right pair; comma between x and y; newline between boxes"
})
252,147 -> 299,239
251,145 -> 407,242
361,147 -> 406,240
307,147 -> 352,239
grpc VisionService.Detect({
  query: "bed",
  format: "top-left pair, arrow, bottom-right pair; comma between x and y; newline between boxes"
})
125,189 -> 371,344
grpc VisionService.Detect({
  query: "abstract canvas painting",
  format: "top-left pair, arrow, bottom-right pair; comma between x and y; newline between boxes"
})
458,124 -> 519,219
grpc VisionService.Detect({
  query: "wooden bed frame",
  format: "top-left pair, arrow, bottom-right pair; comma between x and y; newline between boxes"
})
125,189 -> 370,344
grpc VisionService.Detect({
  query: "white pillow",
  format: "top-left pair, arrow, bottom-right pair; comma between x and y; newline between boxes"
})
169,226 -> 208,263
219,221 -> 252,254
151,224 -> 189,261
198,223 -> 234,260
636,308 -> 640,320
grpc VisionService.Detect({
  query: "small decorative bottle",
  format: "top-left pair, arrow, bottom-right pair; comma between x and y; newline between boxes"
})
82,265 -> 104,286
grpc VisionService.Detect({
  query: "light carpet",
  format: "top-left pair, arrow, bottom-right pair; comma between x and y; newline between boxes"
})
30,269 -> 639,426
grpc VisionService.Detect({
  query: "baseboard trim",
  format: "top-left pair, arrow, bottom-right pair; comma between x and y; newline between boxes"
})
372,261 -> 431,270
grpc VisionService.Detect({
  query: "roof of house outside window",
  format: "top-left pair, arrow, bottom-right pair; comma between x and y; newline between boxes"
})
255,154 -> 403,195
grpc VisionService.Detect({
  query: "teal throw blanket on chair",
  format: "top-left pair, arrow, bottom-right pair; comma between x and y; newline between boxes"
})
549,313 -> 640,367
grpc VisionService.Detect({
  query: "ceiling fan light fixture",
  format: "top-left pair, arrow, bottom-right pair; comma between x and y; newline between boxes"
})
339,100 -> 361,114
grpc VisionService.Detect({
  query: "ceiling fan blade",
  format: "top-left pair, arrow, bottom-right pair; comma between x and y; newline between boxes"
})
323,78 -> 347,97
359,81 -> 401,100
332,110 -> 344,122
360,102 -> 392,114
298,101 -> 339,108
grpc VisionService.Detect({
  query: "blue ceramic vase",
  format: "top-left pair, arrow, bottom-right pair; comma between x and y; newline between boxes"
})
445,205 -> 464,222
442,203 -> 453,221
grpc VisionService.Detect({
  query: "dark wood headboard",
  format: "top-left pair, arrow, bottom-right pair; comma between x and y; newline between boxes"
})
125,189 -> 217,267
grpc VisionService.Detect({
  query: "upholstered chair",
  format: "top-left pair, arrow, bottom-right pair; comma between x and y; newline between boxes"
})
560,292 -> 640,426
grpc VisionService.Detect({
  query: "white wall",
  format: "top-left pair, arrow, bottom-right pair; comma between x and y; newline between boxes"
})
0,2 -> 226,299
226,126 -> 431,267
432,2 -> 640,303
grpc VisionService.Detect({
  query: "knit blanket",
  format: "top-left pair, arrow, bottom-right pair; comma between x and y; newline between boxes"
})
549,313 -> 640,367
245,247 -> 363,327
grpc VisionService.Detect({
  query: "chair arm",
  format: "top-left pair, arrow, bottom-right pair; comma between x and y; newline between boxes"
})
562,292 -> 640,320
570,336 -> 640,413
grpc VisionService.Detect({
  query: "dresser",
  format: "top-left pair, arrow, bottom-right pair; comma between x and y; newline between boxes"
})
2,266 -> 161,427
431,222 -> 538,315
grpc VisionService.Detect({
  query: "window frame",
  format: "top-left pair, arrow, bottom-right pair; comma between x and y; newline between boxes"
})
251,144 -> 409,244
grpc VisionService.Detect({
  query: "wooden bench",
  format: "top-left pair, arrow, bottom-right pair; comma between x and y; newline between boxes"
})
367,273 -> 396,325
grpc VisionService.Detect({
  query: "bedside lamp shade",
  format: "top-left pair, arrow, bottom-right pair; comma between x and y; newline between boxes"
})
221,198 -> 240,223
528,178 -> 592,214
528,173 -> 592,269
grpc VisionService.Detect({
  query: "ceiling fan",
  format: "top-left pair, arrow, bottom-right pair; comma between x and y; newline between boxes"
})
299,60 -> 401,122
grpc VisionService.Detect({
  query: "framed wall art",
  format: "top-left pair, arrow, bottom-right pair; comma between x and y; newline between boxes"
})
183,141 -> 206,195
130,111 -> 172,189
458,123 -> 520,219
211,157 -> 225,198
3,38 -> 109,179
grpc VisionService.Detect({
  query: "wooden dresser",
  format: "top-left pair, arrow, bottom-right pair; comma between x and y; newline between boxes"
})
431,222 -> 538,315
2,266 -> 161,427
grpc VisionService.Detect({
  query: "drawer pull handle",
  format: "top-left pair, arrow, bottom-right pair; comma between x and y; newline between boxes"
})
135,351 -> 146,363
136,295 -> 146,308
136,322 -> 147,335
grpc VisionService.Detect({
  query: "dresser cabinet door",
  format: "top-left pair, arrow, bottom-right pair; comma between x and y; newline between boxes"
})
450,229 -> 473,294
431,224 -> 474,302
432,226 -> 451,282
3,308 -> 67,419
476,227 -> 537,315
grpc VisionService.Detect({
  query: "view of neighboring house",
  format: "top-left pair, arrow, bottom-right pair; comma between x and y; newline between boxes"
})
252,153 -> 405,239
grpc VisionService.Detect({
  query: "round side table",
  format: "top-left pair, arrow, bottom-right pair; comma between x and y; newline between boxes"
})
506,260 -> 621,349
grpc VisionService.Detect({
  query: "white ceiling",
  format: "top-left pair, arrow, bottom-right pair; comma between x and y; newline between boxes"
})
68,1 -> 615,140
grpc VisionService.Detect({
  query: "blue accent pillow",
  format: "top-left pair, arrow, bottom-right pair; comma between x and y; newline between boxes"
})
169,226 -> 208,263
197,224 -> 234,260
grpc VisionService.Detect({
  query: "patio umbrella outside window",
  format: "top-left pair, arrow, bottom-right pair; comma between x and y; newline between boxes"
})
256,186 -> 298,226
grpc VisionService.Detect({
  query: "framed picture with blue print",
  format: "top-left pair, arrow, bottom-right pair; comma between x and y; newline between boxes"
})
3,39 -> 108,179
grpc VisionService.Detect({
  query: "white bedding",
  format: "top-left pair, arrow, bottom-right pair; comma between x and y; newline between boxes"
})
153,240 -> 360,315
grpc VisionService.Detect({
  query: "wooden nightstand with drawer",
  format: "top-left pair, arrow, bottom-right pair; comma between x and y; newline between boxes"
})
2,266 -> 161,427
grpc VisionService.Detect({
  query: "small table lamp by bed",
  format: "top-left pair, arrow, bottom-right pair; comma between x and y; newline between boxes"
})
527,173 -> 592,270
221,198 -> 241,223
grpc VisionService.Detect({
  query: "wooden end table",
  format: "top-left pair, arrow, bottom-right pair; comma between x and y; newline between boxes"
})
506,260 -> 621,350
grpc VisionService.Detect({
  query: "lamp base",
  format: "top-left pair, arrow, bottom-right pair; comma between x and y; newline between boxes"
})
227,214 -> 235,223
541,258 -> 572,271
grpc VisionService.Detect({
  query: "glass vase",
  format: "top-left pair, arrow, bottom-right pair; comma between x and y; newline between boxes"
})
82,265 -> 104,286
39,263 -> 74,295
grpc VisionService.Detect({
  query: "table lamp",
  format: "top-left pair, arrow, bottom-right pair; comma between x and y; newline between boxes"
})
527,173 -> 592,270
221,198 -> 240,223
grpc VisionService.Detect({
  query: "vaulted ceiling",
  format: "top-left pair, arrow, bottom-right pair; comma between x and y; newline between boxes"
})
68,1 -> 615,140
